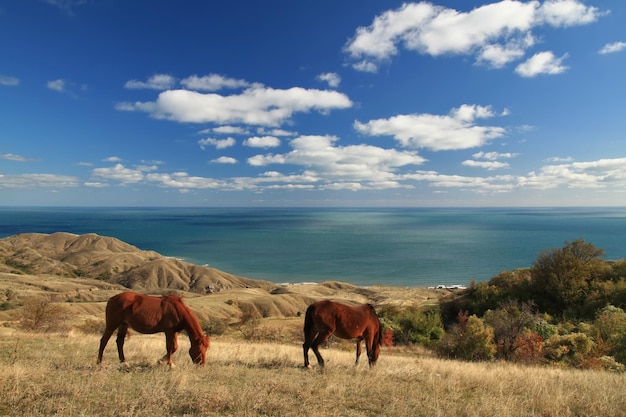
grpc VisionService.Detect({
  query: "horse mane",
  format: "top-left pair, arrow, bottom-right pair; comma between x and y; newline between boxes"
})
163,294 -> 207,344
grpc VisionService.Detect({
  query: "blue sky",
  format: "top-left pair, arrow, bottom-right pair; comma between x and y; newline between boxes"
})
1,0 -> 625,207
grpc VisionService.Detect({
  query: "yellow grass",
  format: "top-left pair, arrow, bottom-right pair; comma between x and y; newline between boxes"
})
1,328 -> 625,417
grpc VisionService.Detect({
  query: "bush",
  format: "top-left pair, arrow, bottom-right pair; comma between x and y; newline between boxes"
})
202,317 -> 229,336
544,333 -> 594,367
483,300 -> 539,360
437,311 -> 496,361
19,295 -> 70,332
378,305 -> 444,346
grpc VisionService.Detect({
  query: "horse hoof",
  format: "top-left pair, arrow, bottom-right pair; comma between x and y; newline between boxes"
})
305,364 -> 312,370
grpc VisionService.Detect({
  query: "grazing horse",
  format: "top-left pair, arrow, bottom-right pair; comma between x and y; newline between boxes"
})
303,300 -> 382,368
97,292 -> 210,367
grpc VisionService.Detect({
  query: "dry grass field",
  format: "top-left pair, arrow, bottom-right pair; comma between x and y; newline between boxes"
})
2,327 -> 625,417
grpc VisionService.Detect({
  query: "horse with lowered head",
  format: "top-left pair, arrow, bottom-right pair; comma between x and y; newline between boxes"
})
97,292 -> 210,367
303,300 -> 382,368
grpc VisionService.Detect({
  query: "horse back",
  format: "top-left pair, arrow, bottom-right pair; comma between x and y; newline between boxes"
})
106,292 -> 180,334
311,300 -> 379,340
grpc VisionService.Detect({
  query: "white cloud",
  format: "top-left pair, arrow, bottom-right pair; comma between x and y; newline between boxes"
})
477,34 -> 535,68
0,75 -> 19,86
118,84 -> 352,127
518,158 -> 626,189
91,164 -> 145,184
47,79 -> 66,92
316,72 -> 341,88
209,126 -> 250,135
198,137 -> 236,150
345,0 -> 603,72
243,136 -> 281,148
180,74 -> 249,91
473,151 -> 519,160
545,156 -> 574,163
462,160 -> 510,170
256,128 -> 297,137
125,74 -> 176,90
515,51 -> 569,77
536,0 -> 605,27
145,172 -> 227,189
599,41 -> 626,55
247,134 -> 426,186
0,173 -> 80,189
103,156 -> 122,163
212,156 -> 238,164
354,104 -> 506,151
0,153 -> 30,162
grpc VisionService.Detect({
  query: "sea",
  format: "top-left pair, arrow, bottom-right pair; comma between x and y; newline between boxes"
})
1,207 -> 625,288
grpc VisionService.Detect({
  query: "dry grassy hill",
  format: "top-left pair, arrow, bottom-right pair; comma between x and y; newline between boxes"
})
0,232 -> 450,325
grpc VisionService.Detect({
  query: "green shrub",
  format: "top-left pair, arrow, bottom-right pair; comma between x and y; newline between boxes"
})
378,305 -> 444,346
437,312 -> 496,361
544,333 -> 594,367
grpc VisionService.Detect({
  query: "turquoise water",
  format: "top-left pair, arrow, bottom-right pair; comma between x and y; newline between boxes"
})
1,207 -> 625,287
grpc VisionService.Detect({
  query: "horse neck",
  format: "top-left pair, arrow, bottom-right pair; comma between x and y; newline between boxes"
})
176,303 -> 204,342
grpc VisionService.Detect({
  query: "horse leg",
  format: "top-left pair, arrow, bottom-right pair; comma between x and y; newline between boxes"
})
115,323 -> 129,364
303,339 -> 312,368
355,337 -> 363,365
310,328 -> 333,368
365,332 -> 376,367
159,332 -> 178,366
303,327 -> 318,368
162,332 -> 176,367
97,325 -> 117,364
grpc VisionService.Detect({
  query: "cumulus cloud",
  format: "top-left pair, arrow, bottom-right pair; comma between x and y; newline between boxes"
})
181,74 -> 250,91
316,72 -> 341,88
212,156 -> 238,164
47,79 -> 66,92
209,126 -> 250,135
473,151 -> 519,160
515,51 -> 569,77
599,41 -> 626,55
344,0 -> 603,73
462,151 -> 519,170
117,86 -> 352,126
125,74 -> 176,90
462,160 -> 510,170
354,104 -> 506,151
518,158 -> 626,189
243,136 -> 281,148
0,75 -> 19,86
91,164 -> 146,184
198,137 -> 236,150
117,84 -> 352,127
247,134 -> 426,186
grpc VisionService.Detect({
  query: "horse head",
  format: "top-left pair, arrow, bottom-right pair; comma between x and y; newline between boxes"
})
189,334 -> 210,365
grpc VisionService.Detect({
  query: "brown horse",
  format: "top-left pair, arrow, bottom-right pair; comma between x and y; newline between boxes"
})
303,300 -> 382,368
97,292 -> 210,367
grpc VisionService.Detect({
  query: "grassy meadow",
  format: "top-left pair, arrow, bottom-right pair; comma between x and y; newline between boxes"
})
2,326 -> 625,417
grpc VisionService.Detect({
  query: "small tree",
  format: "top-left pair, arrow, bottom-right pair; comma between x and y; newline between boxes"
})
19,295 -> 69,332
531,239 -> 607,317
483,300 -> 539,360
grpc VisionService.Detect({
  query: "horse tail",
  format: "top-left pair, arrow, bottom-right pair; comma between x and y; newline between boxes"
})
369,304 -> 383,347
303,303 -> 318,340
